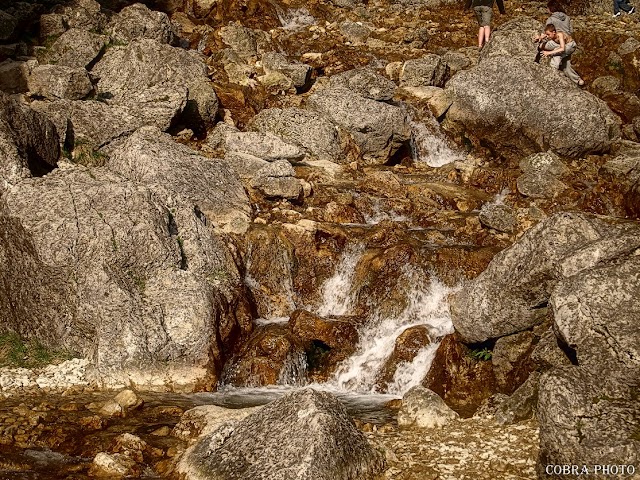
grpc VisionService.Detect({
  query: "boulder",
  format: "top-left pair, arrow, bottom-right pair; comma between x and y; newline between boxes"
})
27,65 -> 93,100
172,405 -> 259,441
516,172 -> 567,199
398,386 -> 459,429
376,326 -> 431,388
223,130 -> 304,162
479,17 -> 542,62
178,389 -> 386,480
478,203 -> 516,233
491,331 -> 535,394
0,60 -> 29,94
106,126 -> 251,233
443,56 -> 620,158
2,167 -> 245,387
261,52 -> 311,89
339,20 -> 371,44
39,13 -> 67,41
93,39 -> 218,132
44,28 -> 108,69
537,367 -> 640,477
328,68 -> 397,101
219,24 -> 257,59
530,327 -> 573,370
400,55 -> 449,88
0,10 -> 17,41
222,152 -> 270,180
250,107 -> 345,163
306,86 -> 410,164
450,213 -> 640,343
106,3 -> 175,44
494,371 -> 540,425
52,0 -> 107,32
250,159 -> 302,200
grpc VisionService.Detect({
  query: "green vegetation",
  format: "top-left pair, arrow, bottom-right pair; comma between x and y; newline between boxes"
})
470,347 -> 492,361
0,332 -> 76,368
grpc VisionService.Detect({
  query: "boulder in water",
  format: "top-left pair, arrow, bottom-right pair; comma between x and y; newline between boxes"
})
398,386 -> 459,429
178,389 -> 386,480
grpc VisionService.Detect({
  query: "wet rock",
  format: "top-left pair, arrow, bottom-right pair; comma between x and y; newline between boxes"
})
444,57 -> 620,158
0,10 -> 17,41
44,29 -> 108,69
27,65 -> 92,100
328,68 -> 396,101
537,367 -> 640,477
399,55 -> 449,88
591,75 -> 621,96
398,386 -> 459,429
478,203 -> 516,233
450,213 -> 640,343
90,452 -> 140,478
339,20 -> 371,44
113,390 -> 143,411
221,324 -> 306,387
250,107 -> 344,163
494,371 -> 540,425
106,3 -> 175,44
223,130 -> 304,162
173,405 -> 259,441
100,400 -> 124,417
423,334 -> 497,416
321,201 -> 364,224
219,24 -> 257,59
0,60 -> 29,94
250,159 -> 302,200
491,331 -> 535,394
519,151 -> 567,176
107,126 -> 250,232
307,86 -> 410,164
93,39 -> 218,131
377,326 -> 431,388
179,389 -> 386,480
261,52 -> 311,89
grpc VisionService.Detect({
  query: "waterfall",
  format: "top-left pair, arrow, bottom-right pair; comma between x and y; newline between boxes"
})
278,351 -> 308,387
317,244 -> 364,317
409,114 -> 463,168
275,6 -> 316,30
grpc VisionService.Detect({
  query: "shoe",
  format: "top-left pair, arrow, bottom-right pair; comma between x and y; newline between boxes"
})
613,11 -> 621,16
628,6 -> 635,13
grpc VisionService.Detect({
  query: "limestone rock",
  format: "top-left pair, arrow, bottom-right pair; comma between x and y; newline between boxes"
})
173,405 -> 259,441
224,130 -> 304,162
491,331 -> 535,394
93,39 -> 218,131
478,203 -> 516,233
0,60 -> 29,94
178,389 -> 386,480
0,10 -> 17,41
45,28 -> 108,69
444,57 -> 620,158
107,126 -> 250,232
107,3 -> 176,44
328,68 -> 396,101
250,159 -> 302,200
27,65 -> 93,100
250,107 -> 344,163
494,371 -> 540,425
377,326 -> 431,389
398,386 -> 459,429
450,213 -> 640,343
400,55 -> 449,88
307,86 -> 410,164
261,52 -> 311,89
480,17 -> 542,62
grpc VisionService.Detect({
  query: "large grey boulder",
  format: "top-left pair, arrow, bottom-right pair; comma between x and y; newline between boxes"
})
250,108 -> 345,163
106,126 -> 251,233
451,213 -> 640,343
0,94 -> 59,186
538,367 -> 640,478
398,386 -> 459,429
106,3 -> 175,44
494,371 -> 540,425
2,166 -> 245,387
223,130 -> 304,162
329,68 -> 397,101
178,389 -> 386,480
45,29 -> 108,69
52,0 -> 107,32
444,56 -> 620,157
27,65 -> 93,100
93,39 -> 218,131
399,55 -> 449,88
307,86 -> 410,164
480,17 -> 542,62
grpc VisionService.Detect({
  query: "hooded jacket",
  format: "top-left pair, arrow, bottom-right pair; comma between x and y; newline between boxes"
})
546,11 -> 573,35
465,0 -> 506,14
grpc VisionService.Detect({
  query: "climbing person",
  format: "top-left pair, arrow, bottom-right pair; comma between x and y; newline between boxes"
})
543,0 -> 574,37
538,24 -> 585,86
613,0 -> 635,17
465,0 -> 506,50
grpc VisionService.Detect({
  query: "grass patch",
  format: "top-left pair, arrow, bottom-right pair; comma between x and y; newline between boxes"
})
0,332 -> 76,368
469,347 -> 492,361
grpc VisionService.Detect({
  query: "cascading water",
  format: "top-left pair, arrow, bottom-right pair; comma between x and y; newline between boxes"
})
317,244 -> 364,317
409,113 -> 463,167
274,6 -> 316,30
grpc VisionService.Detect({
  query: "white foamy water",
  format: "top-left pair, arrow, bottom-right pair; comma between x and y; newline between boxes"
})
363,198 -> 408,225
276,6 -> 316,30
254,317 -> 289,326
278,351 -> 308,387
317,244 -> 364,317
328,270 -> 456,394
410,115 -> 463,168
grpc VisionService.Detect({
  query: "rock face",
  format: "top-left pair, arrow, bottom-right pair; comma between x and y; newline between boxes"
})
450,212 -> 640,343
45,29 -> 108,69
27,65 -> 93,100
444,56 -> 620,158
2,166 -> 246,387
480,17 -> 542,62
106,126 -> 251,233
400,55 -> 449,88
307,87 -> 410,164
179,389 -> 386,480
398,386 -> 459,429
106,3 -> 176,44
93,39 -> 218,132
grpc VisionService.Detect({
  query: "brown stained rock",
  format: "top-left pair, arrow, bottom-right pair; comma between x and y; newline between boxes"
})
222,324 -> 306,387
406,182 -> 489,212
491,331 -> 535,394
423,334 -> 497,417
79,415 -> 107,431
376,326 -> 431,389
322,201 -> 365,224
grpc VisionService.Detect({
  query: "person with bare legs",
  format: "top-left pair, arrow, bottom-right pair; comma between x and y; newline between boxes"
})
465,0 -> 506,50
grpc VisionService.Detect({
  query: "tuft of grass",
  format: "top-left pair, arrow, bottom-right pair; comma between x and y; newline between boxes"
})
470,347 -> 492,361
0,332 -> 76,368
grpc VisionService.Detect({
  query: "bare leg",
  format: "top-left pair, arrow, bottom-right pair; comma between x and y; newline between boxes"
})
484,26 -> 491,45
477,27 -> 484,48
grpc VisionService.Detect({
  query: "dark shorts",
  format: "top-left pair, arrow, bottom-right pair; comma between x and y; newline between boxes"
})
473,5 -> 492,26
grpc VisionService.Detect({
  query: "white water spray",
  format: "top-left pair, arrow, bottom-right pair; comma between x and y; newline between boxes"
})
317,244 -> 364,317
409,114 -> 463,168
276,7 -> 316,30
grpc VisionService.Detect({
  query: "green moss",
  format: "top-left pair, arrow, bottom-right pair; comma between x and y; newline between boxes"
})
0,332 -> 76,368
